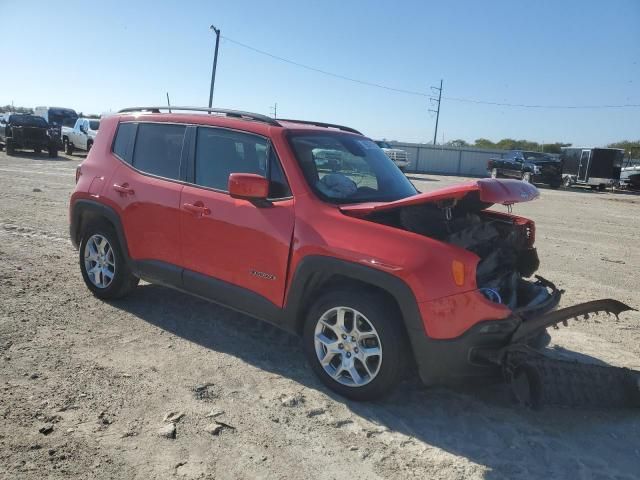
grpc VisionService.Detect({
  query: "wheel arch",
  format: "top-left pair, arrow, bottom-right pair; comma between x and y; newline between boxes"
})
283,256 -> 424,341
70,199 -> 130,262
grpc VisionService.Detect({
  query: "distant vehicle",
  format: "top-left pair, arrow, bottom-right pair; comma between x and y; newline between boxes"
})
374,141 -> 410,172
620,164 -> 640,189
487,150 -> 562,188
560,147 -> 624,190
34,106 -> 78,148
0,113 -> 58,157
65,118 -> 100,155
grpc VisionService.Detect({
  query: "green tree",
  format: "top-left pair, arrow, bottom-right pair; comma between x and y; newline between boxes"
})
474,138 -> 496,149
445,139 -> 469,147
607,140 -> 640,159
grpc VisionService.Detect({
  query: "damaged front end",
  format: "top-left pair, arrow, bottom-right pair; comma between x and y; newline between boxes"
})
341,179 -> 638,408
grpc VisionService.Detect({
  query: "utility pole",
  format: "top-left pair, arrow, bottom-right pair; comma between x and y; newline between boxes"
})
270,102 -> 278,119
166,92 -> 172,113
208,25 -> 221,110
429,79 -> 443,145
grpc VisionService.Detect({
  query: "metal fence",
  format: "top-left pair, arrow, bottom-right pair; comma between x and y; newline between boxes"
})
389,142 -> 507,177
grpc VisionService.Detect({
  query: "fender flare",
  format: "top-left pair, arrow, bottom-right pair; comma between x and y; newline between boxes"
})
281,255 -> 424,339
70,199 -> 130,261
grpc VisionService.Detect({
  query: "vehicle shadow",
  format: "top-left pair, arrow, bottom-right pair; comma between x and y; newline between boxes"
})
1,150 -> 74,162
405,174 -> 440,182
112,283 -> 640,479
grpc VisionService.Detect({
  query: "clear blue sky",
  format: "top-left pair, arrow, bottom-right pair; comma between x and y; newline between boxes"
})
2,0 -> 638,146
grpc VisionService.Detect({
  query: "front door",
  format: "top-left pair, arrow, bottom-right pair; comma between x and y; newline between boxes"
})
180,126 -> 294,308
578,150 -> 591,181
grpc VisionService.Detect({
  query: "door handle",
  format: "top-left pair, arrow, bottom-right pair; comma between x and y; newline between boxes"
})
183,202 -> 211,216
113,183 -> 135,195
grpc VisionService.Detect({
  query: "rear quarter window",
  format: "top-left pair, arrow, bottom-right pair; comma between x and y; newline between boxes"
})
112,123 -> 136,164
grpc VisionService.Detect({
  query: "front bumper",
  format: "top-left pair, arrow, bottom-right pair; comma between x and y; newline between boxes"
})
411,279 -> 562,386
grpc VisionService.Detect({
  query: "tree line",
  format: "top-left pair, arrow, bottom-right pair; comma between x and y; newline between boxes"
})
443,138 -> 640,157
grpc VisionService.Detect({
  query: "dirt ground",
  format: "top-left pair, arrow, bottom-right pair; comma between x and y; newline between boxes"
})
1,150 -> 639,480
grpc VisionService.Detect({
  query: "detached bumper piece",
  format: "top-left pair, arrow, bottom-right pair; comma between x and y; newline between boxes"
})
504,346 -> 640,409
479,299 -> 638,409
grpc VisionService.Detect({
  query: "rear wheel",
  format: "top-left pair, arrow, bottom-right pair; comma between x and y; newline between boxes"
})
521,171 -> 532,183
563,176 -> 572,187
79,221 -> 138,299
303,288 -> 408,400
34,147 -> 42,154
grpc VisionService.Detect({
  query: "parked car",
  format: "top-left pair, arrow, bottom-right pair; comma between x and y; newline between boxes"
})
69,107 -> 630,401
65,118 -> 100,155
487,150 -> 562,188
374,141 -> 410,171
0,113 -> 58,157
34,106 -> 78,148
560,147 -> 624,190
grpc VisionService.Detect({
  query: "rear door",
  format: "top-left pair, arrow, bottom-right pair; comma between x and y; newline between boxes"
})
180,126 -> 294,307
108,122 -> 188,281
578,149 -> 591,181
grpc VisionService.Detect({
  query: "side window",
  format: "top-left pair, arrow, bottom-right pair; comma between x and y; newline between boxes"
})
112,123 -> 136,164
195,127 -> 265,191
132,123 -> 186,180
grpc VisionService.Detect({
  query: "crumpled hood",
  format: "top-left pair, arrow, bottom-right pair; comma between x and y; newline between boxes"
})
340,178 -> 539,217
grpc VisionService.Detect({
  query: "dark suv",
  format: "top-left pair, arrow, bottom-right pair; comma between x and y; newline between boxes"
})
0,114 -> 59,157
69,107 -> 630,401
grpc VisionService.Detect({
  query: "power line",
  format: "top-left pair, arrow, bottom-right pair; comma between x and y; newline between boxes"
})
222,35 -> 640,110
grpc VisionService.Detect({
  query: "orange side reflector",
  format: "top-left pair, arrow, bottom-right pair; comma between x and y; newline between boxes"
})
452,260 -> 465,286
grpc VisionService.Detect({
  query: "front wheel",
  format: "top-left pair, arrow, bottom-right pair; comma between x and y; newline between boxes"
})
79,221 -> 139,300
65,141 -> 74,155
303,289 -> 408,401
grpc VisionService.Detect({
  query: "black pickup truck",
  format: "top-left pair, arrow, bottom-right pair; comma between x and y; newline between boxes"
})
0,114 -> 59,157
487,150 -> 561,188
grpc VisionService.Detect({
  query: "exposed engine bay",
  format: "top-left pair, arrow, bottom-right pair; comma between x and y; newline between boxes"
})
367,196 -> 552,310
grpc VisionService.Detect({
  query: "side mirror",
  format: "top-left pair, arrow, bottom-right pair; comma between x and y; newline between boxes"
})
228,173 -> 269,201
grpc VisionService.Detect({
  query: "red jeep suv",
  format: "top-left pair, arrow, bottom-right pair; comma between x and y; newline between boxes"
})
70,107 -> 624,401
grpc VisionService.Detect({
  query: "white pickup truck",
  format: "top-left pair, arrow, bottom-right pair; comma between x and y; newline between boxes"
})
64,118 -> 100,155
374,141 -> 411,172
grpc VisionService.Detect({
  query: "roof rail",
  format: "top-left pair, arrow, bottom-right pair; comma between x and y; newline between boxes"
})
117,106 -> 281,127
277,119 -> 362,135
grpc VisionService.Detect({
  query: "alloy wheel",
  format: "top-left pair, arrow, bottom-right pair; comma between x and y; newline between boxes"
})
313,306 -> 383,387
83,234 -> 115,289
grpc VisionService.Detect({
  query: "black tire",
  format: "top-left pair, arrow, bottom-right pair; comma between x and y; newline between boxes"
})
563,176 -> 572,188
87,140 -> 93,152
34,147 -> 42,154
6,139 -> 15,155
521,171 -> 532,183
65,141 -> 74,155
48,147 -> 58,158
303,288 -> 409,401
79,220 -> 139,300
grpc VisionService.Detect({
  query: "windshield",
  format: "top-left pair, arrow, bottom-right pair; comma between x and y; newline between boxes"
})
89,120 -> 100,130
289,133 -> 417,204
48,109 -> 78,127
10,115 -> 48,127
375,141 -> 392,149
